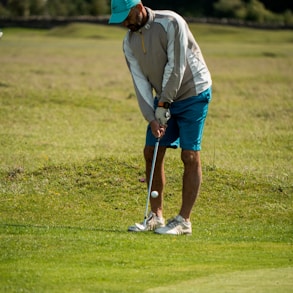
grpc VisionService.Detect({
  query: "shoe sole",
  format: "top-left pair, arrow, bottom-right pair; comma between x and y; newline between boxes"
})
155,231 -> 192,235
155,227 -> 192,235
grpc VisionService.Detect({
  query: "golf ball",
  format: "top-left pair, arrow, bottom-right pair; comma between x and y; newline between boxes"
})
151,191 -> 159,198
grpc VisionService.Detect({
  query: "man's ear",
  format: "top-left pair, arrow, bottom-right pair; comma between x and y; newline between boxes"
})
136,3 -> 143,12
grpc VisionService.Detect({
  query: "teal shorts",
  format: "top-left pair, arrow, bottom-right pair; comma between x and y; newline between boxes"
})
146,87 -> 212,151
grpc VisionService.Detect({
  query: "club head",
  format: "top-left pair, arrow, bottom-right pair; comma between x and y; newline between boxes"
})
128,223 -> 148,232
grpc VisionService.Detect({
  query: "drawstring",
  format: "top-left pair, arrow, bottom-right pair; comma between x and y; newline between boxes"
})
139,30 -> 146,54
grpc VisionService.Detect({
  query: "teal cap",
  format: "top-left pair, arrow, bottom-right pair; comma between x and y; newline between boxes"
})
109,0 -> 140,24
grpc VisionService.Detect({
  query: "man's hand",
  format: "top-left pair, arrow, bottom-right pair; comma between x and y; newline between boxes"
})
155,107 -> 171,126
150,120 -> 166,138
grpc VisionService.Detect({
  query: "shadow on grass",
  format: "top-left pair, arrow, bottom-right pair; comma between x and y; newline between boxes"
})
0,223 -> 126,234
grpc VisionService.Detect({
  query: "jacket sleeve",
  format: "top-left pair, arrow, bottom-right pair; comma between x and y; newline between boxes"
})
123,37 -> 155,123
160,16 -> 189,104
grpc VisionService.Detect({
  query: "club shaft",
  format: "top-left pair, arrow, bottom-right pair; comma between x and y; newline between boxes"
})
143,138 -> 160,226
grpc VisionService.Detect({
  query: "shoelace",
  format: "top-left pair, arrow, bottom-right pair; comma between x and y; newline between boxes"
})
146,213 -> 154,223
166,218 -> 180,228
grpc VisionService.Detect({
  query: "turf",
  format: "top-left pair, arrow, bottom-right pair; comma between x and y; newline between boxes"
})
146,267 -> 293,293
0,23 -> 292,292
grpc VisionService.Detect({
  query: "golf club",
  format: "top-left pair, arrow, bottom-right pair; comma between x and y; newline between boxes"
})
143,137 -> 160,227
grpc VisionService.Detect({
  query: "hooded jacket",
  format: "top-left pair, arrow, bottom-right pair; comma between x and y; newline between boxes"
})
123,7 -> 212,122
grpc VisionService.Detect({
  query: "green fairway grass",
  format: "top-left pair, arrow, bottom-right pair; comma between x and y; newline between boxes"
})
146,267 -> 293,293
0,23 -> 292,292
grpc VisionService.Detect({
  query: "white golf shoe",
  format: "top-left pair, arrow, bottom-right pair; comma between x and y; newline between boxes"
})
128,212 -> 165,232
155,215 -> 192,235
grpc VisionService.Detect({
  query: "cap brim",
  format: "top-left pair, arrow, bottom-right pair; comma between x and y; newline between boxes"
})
108,9 -> 130,24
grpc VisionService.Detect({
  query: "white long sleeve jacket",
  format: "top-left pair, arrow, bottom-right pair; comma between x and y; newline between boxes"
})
123,7 -> 212,122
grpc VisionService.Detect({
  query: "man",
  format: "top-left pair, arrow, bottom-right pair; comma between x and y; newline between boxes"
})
109,0 -> 212,235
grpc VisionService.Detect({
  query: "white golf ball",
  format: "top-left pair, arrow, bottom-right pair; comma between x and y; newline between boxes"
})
151,191 -> 159,198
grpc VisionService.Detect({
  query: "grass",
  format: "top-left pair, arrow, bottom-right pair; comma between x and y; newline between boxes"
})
0,23 -> 292,292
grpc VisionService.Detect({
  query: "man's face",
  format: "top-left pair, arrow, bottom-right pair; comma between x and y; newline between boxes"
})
122,6 -> 143,32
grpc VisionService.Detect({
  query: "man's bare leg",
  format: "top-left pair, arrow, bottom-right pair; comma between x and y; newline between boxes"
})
179,150 -> 202,221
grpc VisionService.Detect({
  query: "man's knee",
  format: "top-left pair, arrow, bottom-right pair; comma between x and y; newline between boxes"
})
181,150 -> 200,166
144,145 -> 166,163
144,146 -> 154,162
